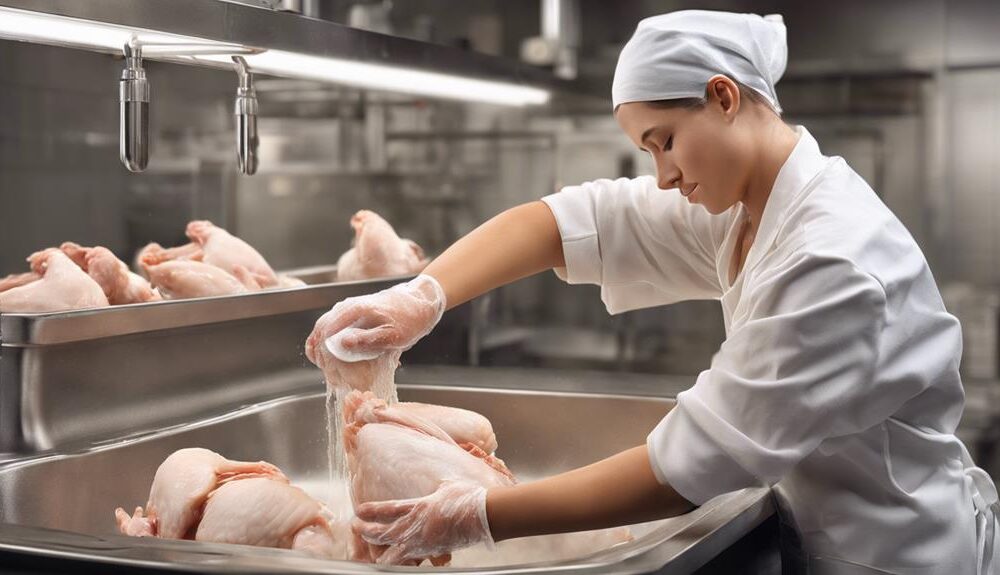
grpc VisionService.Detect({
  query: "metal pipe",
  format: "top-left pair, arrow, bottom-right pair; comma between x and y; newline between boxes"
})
233,56 -> 259,175
119,35 -> 149,172
118,37 -> 260,174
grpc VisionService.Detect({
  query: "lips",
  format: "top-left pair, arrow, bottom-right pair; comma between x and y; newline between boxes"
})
680,184 -> 698,197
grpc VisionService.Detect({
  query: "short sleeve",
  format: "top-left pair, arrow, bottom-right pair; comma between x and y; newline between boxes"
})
541,176 -> 729,313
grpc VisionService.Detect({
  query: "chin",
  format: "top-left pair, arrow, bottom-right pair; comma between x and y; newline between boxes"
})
702,202 -> 730,215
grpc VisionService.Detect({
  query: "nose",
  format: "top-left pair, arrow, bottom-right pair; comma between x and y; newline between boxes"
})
653,153 -> 681,190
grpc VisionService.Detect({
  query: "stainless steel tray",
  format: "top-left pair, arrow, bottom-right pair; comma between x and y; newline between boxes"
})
0,265 -> 402,345
0,380 -> 774,574
0,270 -> 470,455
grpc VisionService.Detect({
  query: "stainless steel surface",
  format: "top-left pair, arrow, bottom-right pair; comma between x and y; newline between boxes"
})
0,272 -> 405,345
119,38 -> 149,172
0,378 -> 774,573
0,0 -> 590,97
233,56 -> 259,176
0,274 -> 471,455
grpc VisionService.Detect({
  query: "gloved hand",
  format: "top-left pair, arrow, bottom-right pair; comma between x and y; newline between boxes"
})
351,480 -> 493,565
305,275 -> 445,390
306,274 -> 446,363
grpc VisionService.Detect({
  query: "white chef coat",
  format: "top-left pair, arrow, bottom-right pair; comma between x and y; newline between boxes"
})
541,127 -> 998,574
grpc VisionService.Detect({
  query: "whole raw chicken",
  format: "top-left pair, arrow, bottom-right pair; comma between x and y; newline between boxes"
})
140,245 -> 250,299
59,242 -> 161,304
342,390 -> 633,566
136,223 -> 302,296
196,477 -> 340,558
336,211 -> 428,281
0,249 -> 109,313
186,220 -> 279,288
114,448 -> 341,558
342,390 -> 514,565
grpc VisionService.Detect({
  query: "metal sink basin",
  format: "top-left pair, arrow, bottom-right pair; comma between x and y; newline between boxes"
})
0,378 -> 773,574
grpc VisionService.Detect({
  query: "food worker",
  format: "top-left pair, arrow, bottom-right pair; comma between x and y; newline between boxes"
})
306,10 -> 998,574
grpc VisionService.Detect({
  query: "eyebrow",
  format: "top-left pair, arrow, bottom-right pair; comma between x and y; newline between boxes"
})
637,126 -> 657,152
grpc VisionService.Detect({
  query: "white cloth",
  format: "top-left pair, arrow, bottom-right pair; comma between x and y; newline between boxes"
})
541,127 -> 995,573
612,10 -> 787,111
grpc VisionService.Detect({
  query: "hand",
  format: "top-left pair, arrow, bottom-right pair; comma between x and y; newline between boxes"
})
306,274 -> 446,364
351,481 -> 492,565
305,275 -> 445,391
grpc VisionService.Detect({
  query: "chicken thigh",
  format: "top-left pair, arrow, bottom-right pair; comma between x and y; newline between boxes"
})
0,249 -> 109,313
336,210 -> 428,281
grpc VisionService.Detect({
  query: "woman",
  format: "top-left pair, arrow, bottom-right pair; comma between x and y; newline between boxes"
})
307,10 -> 997,574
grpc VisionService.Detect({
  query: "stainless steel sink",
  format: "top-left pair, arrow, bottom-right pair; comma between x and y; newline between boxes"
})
0,378 -> 773,574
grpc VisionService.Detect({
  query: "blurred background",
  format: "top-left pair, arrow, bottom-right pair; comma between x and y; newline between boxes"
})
2,0 -> 999,468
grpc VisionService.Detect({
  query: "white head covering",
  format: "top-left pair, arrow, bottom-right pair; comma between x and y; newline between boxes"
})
612,10 -> 787,112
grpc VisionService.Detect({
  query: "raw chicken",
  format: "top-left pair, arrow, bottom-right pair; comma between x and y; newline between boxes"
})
59,242 -> 161,305
196,477 -> 340,558
114,448 -> 286,540
186,220 -> 279,288
343,391 -> 632,566
135,241 -> 204,269
141,259 -> 249,299
347,396 -> 498,454
336,210 -> 428,281
276,275 -> 307,289
0,249 -> 109,313
344,391 -> 514,503
342,390 -> 514,564
0,271 -> 40,293
395,401 -> 498,454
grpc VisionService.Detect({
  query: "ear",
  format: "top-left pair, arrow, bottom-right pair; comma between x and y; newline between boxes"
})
706,74 -> 740,121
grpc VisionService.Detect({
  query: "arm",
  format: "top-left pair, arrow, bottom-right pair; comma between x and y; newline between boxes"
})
307,201 -> 563,365
487,445 -> 693,541
423,201 -> 565,310
352,444 -> 695,564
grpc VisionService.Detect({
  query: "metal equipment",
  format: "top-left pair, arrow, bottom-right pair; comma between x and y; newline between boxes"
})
0,370 -> 777,573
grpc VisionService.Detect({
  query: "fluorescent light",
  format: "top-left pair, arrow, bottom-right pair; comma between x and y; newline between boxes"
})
195,51 -> 549,106
0,7 -> 201,53
0,6 -> 550,107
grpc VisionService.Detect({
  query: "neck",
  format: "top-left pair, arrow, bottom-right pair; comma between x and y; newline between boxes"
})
741,119 -> 799,231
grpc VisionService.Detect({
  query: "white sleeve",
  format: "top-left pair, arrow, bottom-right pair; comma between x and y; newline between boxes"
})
646,253 -> 891,504
541,176 -> 728,313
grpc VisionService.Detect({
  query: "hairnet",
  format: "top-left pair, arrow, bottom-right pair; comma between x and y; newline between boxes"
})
612,10 -> 787,112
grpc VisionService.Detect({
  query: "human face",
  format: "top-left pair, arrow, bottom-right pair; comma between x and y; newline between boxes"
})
615,84 -> 751,214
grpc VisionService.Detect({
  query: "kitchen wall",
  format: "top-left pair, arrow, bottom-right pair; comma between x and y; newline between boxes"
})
1,0 -> 999,381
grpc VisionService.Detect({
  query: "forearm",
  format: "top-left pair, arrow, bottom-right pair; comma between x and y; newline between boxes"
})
423,201 -> 565,310
485,445 -> 694,542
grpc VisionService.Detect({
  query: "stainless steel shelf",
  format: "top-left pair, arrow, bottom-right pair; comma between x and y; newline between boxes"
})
0,0 -> 600,99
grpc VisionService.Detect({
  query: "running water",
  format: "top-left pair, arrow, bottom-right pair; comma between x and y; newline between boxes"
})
323,349 -> 403,523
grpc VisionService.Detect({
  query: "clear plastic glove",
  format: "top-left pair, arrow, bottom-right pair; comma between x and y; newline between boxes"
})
305,275 -> 445,390
351,480 -> 493,565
